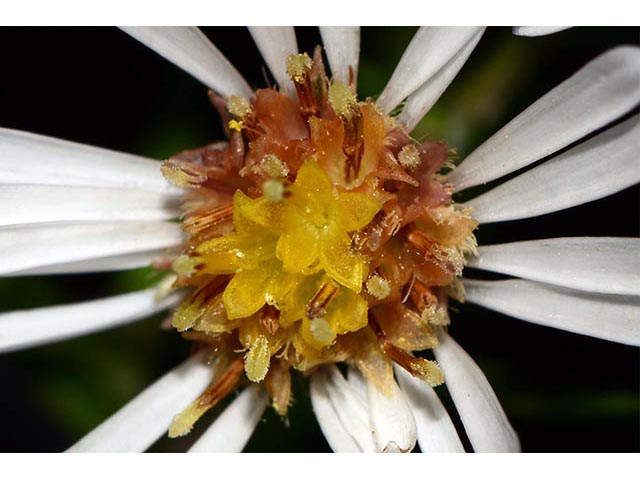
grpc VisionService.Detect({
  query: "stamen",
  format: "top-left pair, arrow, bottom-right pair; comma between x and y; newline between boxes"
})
287,53 -> 319,118
172,254 -> 202,277
169,357 -> 244,437
260,154 -> 290,178
309,317 -> 334,344
160,160 -> 207,188
341,106 -> 364,184
397,144 -> 421,171
245,335 -> 271,382
228,95 -> 251,118
328,81 -> 357,119
306,281 -> 339,319
286,53 -> 313,83
370,319 -> 444,386
366,274 -> 391,300
262,178 -> 285,201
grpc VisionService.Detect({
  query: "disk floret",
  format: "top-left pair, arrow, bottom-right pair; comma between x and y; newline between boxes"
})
161,48 -> 477,436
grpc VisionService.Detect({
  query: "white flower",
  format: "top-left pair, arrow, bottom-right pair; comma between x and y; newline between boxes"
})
1,27 -> 638,453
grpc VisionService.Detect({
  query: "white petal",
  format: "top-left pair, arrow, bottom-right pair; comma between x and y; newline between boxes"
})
346,366 -> 368,405
394,366 -> 465,453
513,26 -> 571,37
188,386 -> 267,453
67,353 -> 213,452
310,370 -> 363,452
0,222 -> 184,277
434,332 -> 520,452
120,27 -> 252,99
367,375 -> 417,453
5,249 -> 170,276
319,26 -> 360,85
399,29 -> 484,131
449,45 -> 640,191
310,366 -> 376,452
248,27 -> 298,96
467,115 -> 640,223
468,237 -> 640,296
0,185 -> 180,227
376,27 -> 484,114
0,128 -> 175,192
463,279 -> 640,347
0,287 -> 182,354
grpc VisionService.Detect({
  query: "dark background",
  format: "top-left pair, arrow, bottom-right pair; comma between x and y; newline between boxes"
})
0,27 -> 638,452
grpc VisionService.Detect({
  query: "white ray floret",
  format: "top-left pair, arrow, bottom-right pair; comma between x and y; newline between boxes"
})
0,222 -> 184,277
68,353 -> 214,452
463,279 -> 640,347
434,332 -> 520,452
395,366 -> 465,453
120,27 -> 253,99
468,115 -> 640,223
376,27 -> 484,114
248,27 -> 298,96
366,374 -> 417,453
0,128 -> 175,192
468,237 -> 640,296
310,371 -> 362,452
0,287 -> 182,354
310,366 -> 376,452
188,386 -> 268,452
400,29 -> 484,132
513,26 -> 571,37
6,249 -> 172,277
0,185 -> 181,227
319,26 -> 361,85
449,45 -> 640,190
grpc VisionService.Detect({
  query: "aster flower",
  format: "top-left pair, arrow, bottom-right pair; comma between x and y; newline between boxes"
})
1,26 -> 638,453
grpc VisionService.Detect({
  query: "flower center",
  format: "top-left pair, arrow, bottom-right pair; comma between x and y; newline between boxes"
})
160,48 -> 478,436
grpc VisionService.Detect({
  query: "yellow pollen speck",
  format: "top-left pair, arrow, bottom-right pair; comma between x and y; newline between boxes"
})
328,81 -> 357,118
228,95 -> 251,118
260,154 -> 289,178
366,274 -> 391,300
228,119 -> 243,132
262,179 -> 285,201
245,335 -> 271,382
398,144 -> 421,170
309,318 -> 334,344
286,53 -> 312,83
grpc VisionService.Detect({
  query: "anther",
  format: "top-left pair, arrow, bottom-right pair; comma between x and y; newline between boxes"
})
306,281 -> 339,319
286,53 -> 319,119
228,95 -> 251,118
260,154 -> 289,178
262,178 -> 285,201
366,274 -> 391,300
397,144 -> 421,171
328,81 -> 358,119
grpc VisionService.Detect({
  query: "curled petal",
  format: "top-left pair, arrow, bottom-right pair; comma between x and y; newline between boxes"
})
434,332 -> 520,452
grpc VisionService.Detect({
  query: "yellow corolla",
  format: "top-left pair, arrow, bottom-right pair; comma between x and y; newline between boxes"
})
194,160 -> 381,350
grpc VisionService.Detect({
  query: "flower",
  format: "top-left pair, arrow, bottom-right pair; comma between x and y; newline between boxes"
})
0,26 -> 638,453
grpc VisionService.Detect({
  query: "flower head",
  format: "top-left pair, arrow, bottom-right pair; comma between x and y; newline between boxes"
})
0,26 -> 638,454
